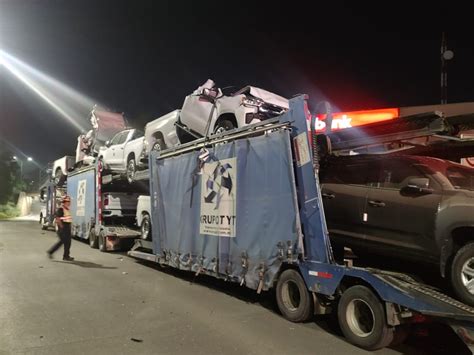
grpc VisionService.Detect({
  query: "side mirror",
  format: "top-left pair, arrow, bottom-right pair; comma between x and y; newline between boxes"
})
402,177 -> 433,195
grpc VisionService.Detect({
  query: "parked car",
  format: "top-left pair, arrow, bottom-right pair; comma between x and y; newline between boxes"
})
136,195 -> 151,240
142,110 -> 180,153
52,155 -> 75,186
98,129 -> 144,183
320,154 -> 474,305
178,79 -> 289,139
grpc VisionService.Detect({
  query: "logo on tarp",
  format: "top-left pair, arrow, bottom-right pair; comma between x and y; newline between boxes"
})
76,180 -> 86,217
200,157 -> 237,237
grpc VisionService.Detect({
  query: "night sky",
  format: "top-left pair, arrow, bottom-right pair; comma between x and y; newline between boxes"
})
0,1 -> 470,175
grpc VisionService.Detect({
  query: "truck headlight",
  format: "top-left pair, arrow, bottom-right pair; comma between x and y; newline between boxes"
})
242,97 -> 264,108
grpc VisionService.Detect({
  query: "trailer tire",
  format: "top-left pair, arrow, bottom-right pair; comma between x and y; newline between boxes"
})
276,269 -> 313,323
89,228 -> 98,249
98,230 -> 107,252
451,243 -> 474,306
390,325 -> 410,347
141,214 -> 152,240
337,285 -> 394,351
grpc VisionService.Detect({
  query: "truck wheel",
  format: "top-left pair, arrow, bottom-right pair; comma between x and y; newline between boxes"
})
152,139 -> 165,152
98,230 -> 107,252
337,285 -> 394,350
141,214 -> 152,240
89,228 -> 98,249
276,269 -> 313,322
214,119 -> 235,134
390,324 -> 410,346
451,243 -> 474,306
126,157 -> 136,184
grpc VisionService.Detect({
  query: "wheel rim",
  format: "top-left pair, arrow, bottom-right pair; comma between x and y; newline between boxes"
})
345,298 -> 375,338
461,258 -> 474,294
142,219 -> 150,239
215,126 -> 227,134
127,160 -> 135,181
281,280 -> 301,312
153,143 -> 161,152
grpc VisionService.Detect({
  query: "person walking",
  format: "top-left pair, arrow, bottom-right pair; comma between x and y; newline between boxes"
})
47,195 -> 74,261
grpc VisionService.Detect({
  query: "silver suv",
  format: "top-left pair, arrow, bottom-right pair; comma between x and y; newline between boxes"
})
178,79 -> 289,139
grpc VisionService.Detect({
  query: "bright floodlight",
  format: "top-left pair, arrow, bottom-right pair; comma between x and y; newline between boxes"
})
12,155 -> 17,160
0,49 -> 103,132
27,157 -> 33,162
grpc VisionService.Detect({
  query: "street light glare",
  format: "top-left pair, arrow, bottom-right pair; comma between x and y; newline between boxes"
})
0,49 -> 104,132
27,157 -> 33,162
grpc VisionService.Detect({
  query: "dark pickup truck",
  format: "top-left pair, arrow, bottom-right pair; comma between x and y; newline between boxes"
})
321,154 -> 474,306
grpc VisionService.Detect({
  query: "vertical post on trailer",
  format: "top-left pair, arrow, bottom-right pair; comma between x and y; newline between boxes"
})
96,160 -> 103,232
279,95 -> 333,264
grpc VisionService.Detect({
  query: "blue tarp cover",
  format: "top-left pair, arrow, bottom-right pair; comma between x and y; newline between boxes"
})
150,130 -> 300,290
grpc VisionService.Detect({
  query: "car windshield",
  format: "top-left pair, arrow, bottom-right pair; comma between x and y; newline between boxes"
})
445,166 -> 474,191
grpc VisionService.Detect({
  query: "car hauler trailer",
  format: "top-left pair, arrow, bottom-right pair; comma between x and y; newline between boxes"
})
128,95 -> 474,351
67,162 -> 144,251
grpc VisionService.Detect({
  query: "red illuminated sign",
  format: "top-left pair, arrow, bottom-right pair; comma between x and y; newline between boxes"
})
313,108 -> 399,132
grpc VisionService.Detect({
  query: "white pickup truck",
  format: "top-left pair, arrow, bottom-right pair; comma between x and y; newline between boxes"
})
98,128 -> 144,183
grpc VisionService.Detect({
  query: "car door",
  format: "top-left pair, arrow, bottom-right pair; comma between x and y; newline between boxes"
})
180,88 -> 218,136
114,130 -> 132,168
363,158 -> 442,260
102,131 -> 123,167
321,159 -> 373,248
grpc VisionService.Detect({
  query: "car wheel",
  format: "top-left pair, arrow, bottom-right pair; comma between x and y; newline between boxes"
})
141,214 -> 152,240
89,228 -> 98,249
126,157 -> 136,184
276,269 -> 313,322
337,285 -> 394,350
152,138 -> 165,152
214,119 -> 236,134
451,243 -> 474,306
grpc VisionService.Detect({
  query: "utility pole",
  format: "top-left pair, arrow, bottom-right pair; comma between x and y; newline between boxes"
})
441,32 -> 454,104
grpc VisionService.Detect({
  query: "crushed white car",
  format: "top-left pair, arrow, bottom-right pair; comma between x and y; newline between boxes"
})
178,79 -> 289,139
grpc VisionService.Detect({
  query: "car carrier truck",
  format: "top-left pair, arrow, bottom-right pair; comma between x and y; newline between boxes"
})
39,176 -> 66,231
127,95 -> 474,351
66,162 -> 147,251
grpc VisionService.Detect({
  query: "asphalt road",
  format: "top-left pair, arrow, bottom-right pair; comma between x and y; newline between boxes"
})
0,220 -> 471,355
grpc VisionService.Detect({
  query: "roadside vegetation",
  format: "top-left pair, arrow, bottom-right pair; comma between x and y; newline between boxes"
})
0,142 -> 23,219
